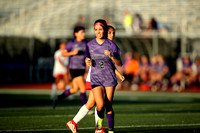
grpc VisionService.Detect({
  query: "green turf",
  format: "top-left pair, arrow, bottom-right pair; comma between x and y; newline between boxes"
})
0,89 -> 200,133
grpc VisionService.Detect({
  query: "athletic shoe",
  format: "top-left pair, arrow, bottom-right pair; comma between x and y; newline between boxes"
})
96,118 -> 103,129
108,131 -> 114,133
66,120 -> 78,133
95,127 -> 106,133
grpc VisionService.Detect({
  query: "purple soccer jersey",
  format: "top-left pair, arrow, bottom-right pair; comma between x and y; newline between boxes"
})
182,60 -> 192,73
150,63 -> 167,73
157,63 -> 168,73
85,38 -> 121,87
65,39 -> 87,69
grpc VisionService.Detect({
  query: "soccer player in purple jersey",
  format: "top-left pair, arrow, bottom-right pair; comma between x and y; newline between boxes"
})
194,56 -> 200,85
171,56 -> 194,91
66,25 -> 124,133
86,19 -> 121,133
149,55 -> 168,91
52,26 -> 87,109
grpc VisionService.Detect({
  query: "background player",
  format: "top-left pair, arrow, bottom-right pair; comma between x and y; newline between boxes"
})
53,26 -> 87,109
170,56 -> 194,92
51,42 -> 70,100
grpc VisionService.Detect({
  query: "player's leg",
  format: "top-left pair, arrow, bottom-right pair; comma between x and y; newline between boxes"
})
64,68 -> 71,85
58,78 -> 78,98
67,91 -> 96,133
70,91 -> 95,124
52,77 -> 79,109
51,83 -> 57,100
75,75 -> 87,105
105,86 -> 115,132
51,74 -> 62,100
72,91 -> 95,125
92,86 -> 105,130
94,87 -> 105,125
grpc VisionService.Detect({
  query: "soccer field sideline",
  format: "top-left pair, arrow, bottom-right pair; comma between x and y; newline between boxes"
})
1,88 -> 200,97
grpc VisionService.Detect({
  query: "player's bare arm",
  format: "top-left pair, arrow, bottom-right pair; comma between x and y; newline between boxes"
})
115,69 -> 125,82
62,49 -> 79,57
104,50 -> 122,66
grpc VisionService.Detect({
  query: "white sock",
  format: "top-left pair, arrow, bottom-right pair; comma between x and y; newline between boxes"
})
73,105 -> 89,124
50,83 -> 57,99
95,107 -> 99,125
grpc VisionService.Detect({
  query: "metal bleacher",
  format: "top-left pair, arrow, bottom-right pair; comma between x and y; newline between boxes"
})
0,0 -> 200,84
0,0 -> 200,38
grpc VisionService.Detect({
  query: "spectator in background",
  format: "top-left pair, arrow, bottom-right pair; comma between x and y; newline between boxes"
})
143,17 -> 159,37
148,17 -> 158,31
149,55 -> 168,91
138,55 -> 150,91
139,55 -> 150,83
132,13 -> 143,33
193,56 -> 200,86
123,10 -> 133,34
123,52 -> 140,90
156,55 -> 169,90
170,56 -> 194,92
158,22 -> 171,33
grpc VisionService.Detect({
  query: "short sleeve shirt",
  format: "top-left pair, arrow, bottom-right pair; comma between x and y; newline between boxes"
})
85,38 -> 121,87
65,39 -> 87,69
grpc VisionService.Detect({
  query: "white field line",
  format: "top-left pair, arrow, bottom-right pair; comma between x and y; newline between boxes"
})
1,123 -> 200,132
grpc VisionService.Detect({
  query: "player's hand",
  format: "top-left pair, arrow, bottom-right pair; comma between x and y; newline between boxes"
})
119,75 -> 125,82
72,50 -> 79,55
104,50 -> 111,58
85,58 -> 92,66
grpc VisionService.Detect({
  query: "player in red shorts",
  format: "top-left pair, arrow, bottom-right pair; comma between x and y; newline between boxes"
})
51,43 -> 71,100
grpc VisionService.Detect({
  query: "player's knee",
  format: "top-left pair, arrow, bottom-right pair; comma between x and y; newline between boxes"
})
96,103 -> 104,111
70,87 -> 78,94
85,102 -> 95,110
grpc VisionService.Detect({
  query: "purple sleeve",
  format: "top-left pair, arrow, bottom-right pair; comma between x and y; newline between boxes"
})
65,41 -> 73,51
110,41 -> 122,58
85,43 -> 90,58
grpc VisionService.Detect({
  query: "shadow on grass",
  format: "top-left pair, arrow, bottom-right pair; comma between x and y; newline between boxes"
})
0,94 -> 82,108
1,94 -> 200,108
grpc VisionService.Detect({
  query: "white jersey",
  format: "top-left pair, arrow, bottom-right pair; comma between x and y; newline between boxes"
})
86,67 -> 91,82
53,49 -> 69,77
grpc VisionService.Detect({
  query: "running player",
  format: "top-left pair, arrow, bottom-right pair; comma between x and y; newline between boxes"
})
52,26 -> 87,109
66,25 -> 124,133
87,19 -> 121,133
51,42 -> 70,99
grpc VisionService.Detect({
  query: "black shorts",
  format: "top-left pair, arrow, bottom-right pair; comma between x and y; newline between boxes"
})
69,69 -> 85,79
91,85 -> 101,89
91,85 -> 117,89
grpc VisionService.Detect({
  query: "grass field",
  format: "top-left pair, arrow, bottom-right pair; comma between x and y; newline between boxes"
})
0,88 -> 200,133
